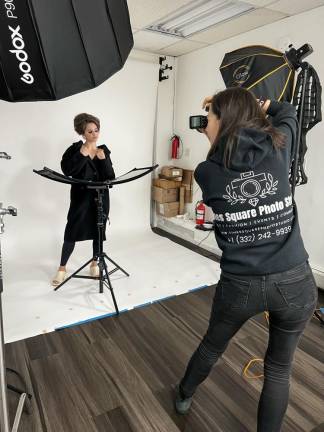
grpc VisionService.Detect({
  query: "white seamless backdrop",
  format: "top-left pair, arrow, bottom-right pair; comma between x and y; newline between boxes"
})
1,58 -> 158,259
1,58 -> 219,342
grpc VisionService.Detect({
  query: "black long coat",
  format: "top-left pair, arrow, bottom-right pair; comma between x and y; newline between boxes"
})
61,141 -> 115,242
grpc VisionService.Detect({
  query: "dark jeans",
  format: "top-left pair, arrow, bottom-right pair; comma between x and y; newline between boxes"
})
179,261 -> 318,432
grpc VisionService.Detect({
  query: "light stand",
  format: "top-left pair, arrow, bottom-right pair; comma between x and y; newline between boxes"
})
1,203 -> 32,432
285,44 -> 314,194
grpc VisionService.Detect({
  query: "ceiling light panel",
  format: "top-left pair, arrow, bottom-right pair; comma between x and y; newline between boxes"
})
146,0 -> 254,37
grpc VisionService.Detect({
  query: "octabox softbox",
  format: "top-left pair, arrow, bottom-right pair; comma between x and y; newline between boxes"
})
220,45 -> 295,102
0,0 -> 133,102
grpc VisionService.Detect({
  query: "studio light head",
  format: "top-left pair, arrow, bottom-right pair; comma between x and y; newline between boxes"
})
285,44 -> 313,70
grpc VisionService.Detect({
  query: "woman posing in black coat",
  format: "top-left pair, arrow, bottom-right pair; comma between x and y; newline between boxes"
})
52,113 -> 115,286
175,88 -> 318,432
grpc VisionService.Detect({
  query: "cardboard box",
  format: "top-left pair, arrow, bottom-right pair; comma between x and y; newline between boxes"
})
182,169 -> 194,185
159,174 -> 183,182
185,189 -> 193,203
161,166 -> 183,179
181,169 -> 194,203
153,178 -> 181,189
157,202 -> 179,218
153,186 -> 179,203
179,186 -> 185,215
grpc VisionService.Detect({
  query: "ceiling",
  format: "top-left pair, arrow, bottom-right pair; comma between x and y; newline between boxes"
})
127,0 -> 324,57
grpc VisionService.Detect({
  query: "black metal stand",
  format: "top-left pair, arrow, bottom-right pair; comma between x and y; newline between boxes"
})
33,165 -> 158,316
1,203 -> 32,432
291,62 -> 309,196
314,310 -> 324,326
289,62 -> 322,326
54,187 -> 129,316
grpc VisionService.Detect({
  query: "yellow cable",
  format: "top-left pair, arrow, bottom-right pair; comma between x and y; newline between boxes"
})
243,312 -> 269,380
243,358 -> 264,379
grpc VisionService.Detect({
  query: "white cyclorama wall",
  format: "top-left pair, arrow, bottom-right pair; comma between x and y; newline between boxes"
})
171,6 -> 324,286
0,58 -> 159,263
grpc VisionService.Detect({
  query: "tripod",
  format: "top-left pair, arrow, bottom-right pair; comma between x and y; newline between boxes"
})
33,165 -> 158,316
54,186 -> 129,316
0,204 -> 32,432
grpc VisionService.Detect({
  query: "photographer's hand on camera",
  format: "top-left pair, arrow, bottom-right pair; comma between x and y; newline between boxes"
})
257,98 -> 271,112
202,96 -> 213,111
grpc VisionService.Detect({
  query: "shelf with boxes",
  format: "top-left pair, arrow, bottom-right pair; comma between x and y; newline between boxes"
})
152,166 -> 194,218
152,166 -> 222,256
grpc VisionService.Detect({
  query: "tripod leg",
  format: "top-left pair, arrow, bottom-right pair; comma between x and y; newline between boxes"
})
102,258 -> 119,315
314,311 -> 324,325
6,368 -> 32,415
12,393 -> 27,431
103,254 -> 130,277
54,257 -> 93,291
7,385 -> 32,415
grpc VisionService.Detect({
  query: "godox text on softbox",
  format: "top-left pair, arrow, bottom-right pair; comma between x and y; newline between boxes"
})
0,0 -> 133,102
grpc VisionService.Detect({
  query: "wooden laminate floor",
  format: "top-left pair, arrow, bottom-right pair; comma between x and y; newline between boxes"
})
4,285 -> 324,432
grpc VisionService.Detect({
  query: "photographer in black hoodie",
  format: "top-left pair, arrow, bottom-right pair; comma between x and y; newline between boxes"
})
175,88 -> 318,432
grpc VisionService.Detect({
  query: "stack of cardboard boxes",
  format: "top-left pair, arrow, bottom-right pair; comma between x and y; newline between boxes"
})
152,166 -> 194,217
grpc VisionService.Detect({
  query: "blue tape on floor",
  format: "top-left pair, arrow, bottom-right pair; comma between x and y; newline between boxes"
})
55,308 -> 129,331
55,284 -> 212,331
189,284 -> 209,292
151,295 -> 175,304
134,301 -> 152,309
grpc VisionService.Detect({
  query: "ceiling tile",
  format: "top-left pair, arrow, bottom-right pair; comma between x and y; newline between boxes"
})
159,40 -> 208,57
133,30 -> 180,53
127,0 -> 193,29
188,8 -> 287,44
268,0 -> 324,15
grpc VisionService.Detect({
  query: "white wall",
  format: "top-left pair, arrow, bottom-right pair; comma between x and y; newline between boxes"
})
0,58 -> 160,264
166,6 -> 324,284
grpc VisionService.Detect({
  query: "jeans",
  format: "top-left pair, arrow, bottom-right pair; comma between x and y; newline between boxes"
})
179,261 -> 318,432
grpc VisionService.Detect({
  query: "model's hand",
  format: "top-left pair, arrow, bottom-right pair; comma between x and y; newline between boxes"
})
96,149 -> 106,160
80,145 -> 90,157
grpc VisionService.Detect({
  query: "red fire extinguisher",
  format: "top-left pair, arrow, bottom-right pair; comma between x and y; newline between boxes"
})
171,134 -> 182,159
195,200 -> 205,225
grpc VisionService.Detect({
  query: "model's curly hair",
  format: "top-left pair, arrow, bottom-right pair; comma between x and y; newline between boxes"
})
74,113 -> 100,135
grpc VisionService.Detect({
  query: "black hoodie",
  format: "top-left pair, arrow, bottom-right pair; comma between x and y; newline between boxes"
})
194,101 -> 308,275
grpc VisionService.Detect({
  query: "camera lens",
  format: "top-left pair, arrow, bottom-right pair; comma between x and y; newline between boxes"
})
241,179 -> 261,197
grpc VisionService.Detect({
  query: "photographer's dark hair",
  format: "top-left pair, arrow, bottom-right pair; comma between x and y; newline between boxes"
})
208,87 -> 286,167
74,113 -> 100,135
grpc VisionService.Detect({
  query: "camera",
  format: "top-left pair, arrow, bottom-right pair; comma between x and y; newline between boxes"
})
231,171 -> 267,198
189,115 -> 208,132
